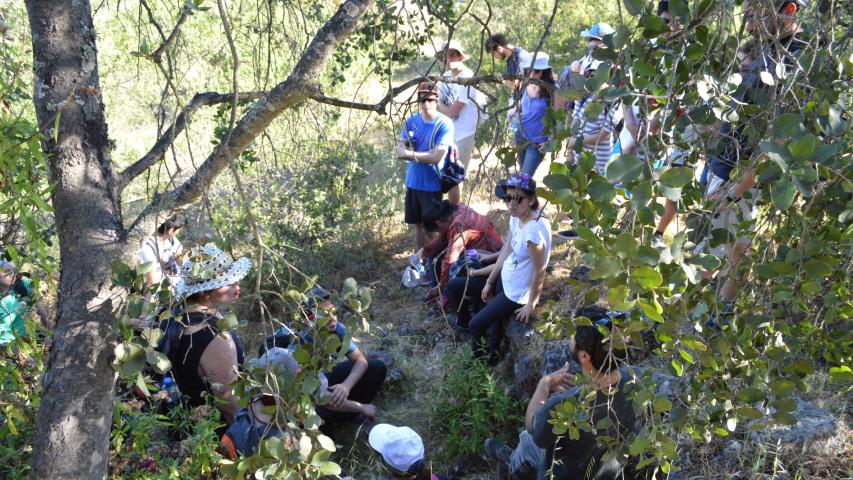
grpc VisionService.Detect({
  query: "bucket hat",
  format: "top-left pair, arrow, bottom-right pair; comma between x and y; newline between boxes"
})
519,52 -> 551,71
435,39 -> 470,62
175,245 -> 251,298
581,23 -> 615,41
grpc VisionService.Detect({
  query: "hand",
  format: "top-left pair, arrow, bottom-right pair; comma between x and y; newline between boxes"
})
360,403 -> 377,420
481,282 -> 494,302
469,267 -> 487,277
328,384 -> 350,408
537,142 -> 546,154
395,144 -> 410,160
514,303 -> 536,323
541,362 -> 575,394
415,248 -> 424,263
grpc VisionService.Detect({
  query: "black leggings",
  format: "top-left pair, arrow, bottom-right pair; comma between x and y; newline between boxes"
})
470,288 -> 521,364
316,358 -> 387,427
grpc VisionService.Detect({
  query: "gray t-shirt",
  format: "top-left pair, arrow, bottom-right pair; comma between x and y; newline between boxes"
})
531,367 -> 643,480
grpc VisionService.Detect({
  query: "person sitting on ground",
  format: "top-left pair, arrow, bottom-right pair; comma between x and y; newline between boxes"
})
221,347 -> 330,459
436,39 -> 486,205
164,245 -> 251,425
396,81 -> 456,251
485,33 -> 532,101
417,200 -> 503,302
0,259 -> 34,345
138,212 -> 187,291
484,305 -> 644,480
368,423 -> 450,480
515,53 -> 555,177
463,173 -> 551,365
263,286 -> 386,433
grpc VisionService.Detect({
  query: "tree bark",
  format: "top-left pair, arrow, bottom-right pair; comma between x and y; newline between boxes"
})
23,0 -> 372,478
26,1 -> 125,478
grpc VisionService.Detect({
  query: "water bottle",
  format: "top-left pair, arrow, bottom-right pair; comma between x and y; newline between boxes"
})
466,249 -> 478,260
410,255 -> 425,276
161,376 -> 181,409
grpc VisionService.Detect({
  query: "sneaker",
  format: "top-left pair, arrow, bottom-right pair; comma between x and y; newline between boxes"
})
484,438 -> 513,479
556,229 -> 580,241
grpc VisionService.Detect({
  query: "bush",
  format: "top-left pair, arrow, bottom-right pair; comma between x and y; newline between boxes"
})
430,346 -> 524,462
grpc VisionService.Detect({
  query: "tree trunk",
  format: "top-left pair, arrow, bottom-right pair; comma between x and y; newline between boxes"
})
25,1 -> 126,478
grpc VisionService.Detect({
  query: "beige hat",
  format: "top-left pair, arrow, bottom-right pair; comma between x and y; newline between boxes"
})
175,245 -> 251,298
436,39 -> 470,62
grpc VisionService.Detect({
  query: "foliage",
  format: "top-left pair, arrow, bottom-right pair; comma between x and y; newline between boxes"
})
535,0 -> 852,476
429,346 -> 524,462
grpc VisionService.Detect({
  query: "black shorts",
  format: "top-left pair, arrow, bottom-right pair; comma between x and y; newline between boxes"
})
404,188 -> 441,224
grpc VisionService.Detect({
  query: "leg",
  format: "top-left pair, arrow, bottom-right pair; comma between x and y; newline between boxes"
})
414,224 -> 429,250
520,143 -> 544,177
316,361 -> 357,425
509,430 -> 545,480
457,135 -> 475,171
445,275 -> 488,328
347,359 -> 387,405
655,199 -> 677,236
446,184 -> 461,205
469,290 -> 519,363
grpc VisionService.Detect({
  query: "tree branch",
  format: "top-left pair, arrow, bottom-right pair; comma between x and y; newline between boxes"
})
150,7 -> 190,63
307,74 -> 553,113
125,0 -> 373,240
117,91 -> 264,191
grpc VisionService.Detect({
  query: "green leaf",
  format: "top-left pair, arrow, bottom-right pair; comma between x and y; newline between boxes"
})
590,256 -> 622,280
640,301 -> 664,323
769,379 -> 796,397
588,177 -> 616,203
659,167 -> 694,188
633,266 -> 663,289
736,406 -> 765,420
772,113 -> 806,139
342,278 -> 358,299
788,134 -> 816,160
829,366 -> 853,383
318,462 -> 342,476
761,140 -> 791,172
640,14 -> 670,38
669,0 -> 690,22
654,397 -> 673,413
633,59 -> 657,77
135,372 -> 150,397
316,434 -> 336,452
671,359 -> 683,377
804,259 -> 832,279
145,349 -> 172,374
623,0 -> 644,15
637,246 -> 660,266
614,233 -> 638,259
771,178 -> 796,210
605,154 -> 645,184
726,417 -> 738,432
53,109 -> 62,143
735,387 -> 765,403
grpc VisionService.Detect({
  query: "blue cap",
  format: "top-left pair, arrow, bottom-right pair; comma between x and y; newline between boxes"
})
580,23 -> 615,41
162,376 -> 174,386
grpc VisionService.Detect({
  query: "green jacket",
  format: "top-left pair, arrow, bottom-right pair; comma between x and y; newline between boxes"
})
0,277 -> 33,344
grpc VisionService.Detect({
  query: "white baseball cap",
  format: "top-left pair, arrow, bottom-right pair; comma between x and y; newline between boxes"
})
519,52 -> 551,71
368,424 -> 425,473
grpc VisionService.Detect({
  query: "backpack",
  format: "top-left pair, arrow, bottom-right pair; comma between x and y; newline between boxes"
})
429,118 -> 465,193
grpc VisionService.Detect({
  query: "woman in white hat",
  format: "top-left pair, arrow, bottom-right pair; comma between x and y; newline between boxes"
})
515,52 -> 555,177
167,245 -> 251,425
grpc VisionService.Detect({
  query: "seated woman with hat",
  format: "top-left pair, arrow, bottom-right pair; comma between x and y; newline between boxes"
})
167,245 -> 251,425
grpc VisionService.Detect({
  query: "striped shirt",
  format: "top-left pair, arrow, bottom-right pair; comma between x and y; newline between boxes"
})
572,96 -> 616,172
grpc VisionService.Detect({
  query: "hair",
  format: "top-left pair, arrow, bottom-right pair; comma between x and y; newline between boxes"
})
422,200 -> 459,232
389,458 -> 431,480
657,0 -> 669,15
156,213 -> 188,235
573,305 -> 626,373
486,33 -> 510,51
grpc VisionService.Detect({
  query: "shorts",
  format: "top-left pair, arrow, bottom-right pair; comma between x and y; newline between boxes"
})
404,188 -> 441,224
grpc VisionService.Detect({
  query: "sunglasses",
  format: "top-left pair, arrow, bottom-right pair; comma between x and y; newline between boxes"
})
418,97 -> 437,104
503,194 -> 527,204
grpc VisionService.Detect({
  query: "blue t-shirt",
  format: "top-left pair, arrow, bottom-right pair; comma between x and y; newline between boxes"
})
400,113 -> 454,192
518,90 -> 549,144
506,47 -> 531,76
271,322 -> 357,358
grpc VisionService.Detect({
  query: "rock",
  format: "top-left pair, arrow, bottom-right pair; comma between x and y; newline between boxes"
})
569,265 -> 594,284
747,397 -> 846,456
712,440 -> 743,466
503,316 -> 543,395
541,340 -> 581,376
369,350 -> 395,369
652,372 -> 677,399
384,367 -> 404,385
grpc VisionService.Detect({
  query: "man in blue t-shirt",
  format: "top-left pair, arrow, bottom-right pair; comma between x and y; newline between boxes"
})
396,81 -> 455,250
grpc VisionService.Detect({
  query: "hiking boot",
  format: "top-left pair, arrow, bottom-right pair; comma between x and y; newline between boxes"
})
556,229 -> 580,241
446,313 -> 469,332
484,438 -> 513,479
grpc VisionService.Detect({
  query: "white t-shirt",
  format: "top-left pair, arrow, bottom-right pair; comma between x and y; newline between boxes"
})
138,236 -> 183,286
501,214 -> 552,304
438,67 -> 485,141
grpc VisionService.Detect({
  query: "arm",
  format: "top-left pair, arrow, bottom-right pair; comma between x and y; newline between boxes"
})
730,168 -> 756,200
395,142 -> 449,165
482,232 -> 512,302
328,346 -> 368,408
514,240 -> 547,323
199,333 -> 240,424
525,363 -> 574,431
437,100 -> 465,119
440,227 -> 468,289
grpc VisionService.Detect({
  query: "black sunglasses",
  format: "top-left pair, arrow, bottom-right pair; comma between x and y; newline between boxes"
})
503,194 -> 526,204
418,97 -> 437,104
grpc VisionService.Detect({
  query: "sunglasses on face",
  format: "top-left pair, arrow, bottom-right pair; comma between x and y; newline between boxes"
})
503,194 -> 527,204
418,97 -> 437,104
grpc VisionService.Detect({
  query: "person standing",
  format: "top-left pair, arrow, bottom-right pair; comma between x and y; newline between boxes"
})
137,212 -> 187,290
486,33 -> 532,100
396,82 -> 456,251
436,40 -> 485,205
516,53 -> 555,177
0,260 -> 33,345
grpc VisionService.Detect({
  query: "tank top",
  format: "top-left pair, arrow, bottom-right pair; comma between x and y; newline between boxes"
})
169,312 -> 245,407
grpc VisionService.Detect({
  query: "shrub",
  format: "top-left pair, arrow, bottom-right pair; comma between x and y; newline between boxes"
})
430,346 -> 524,462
